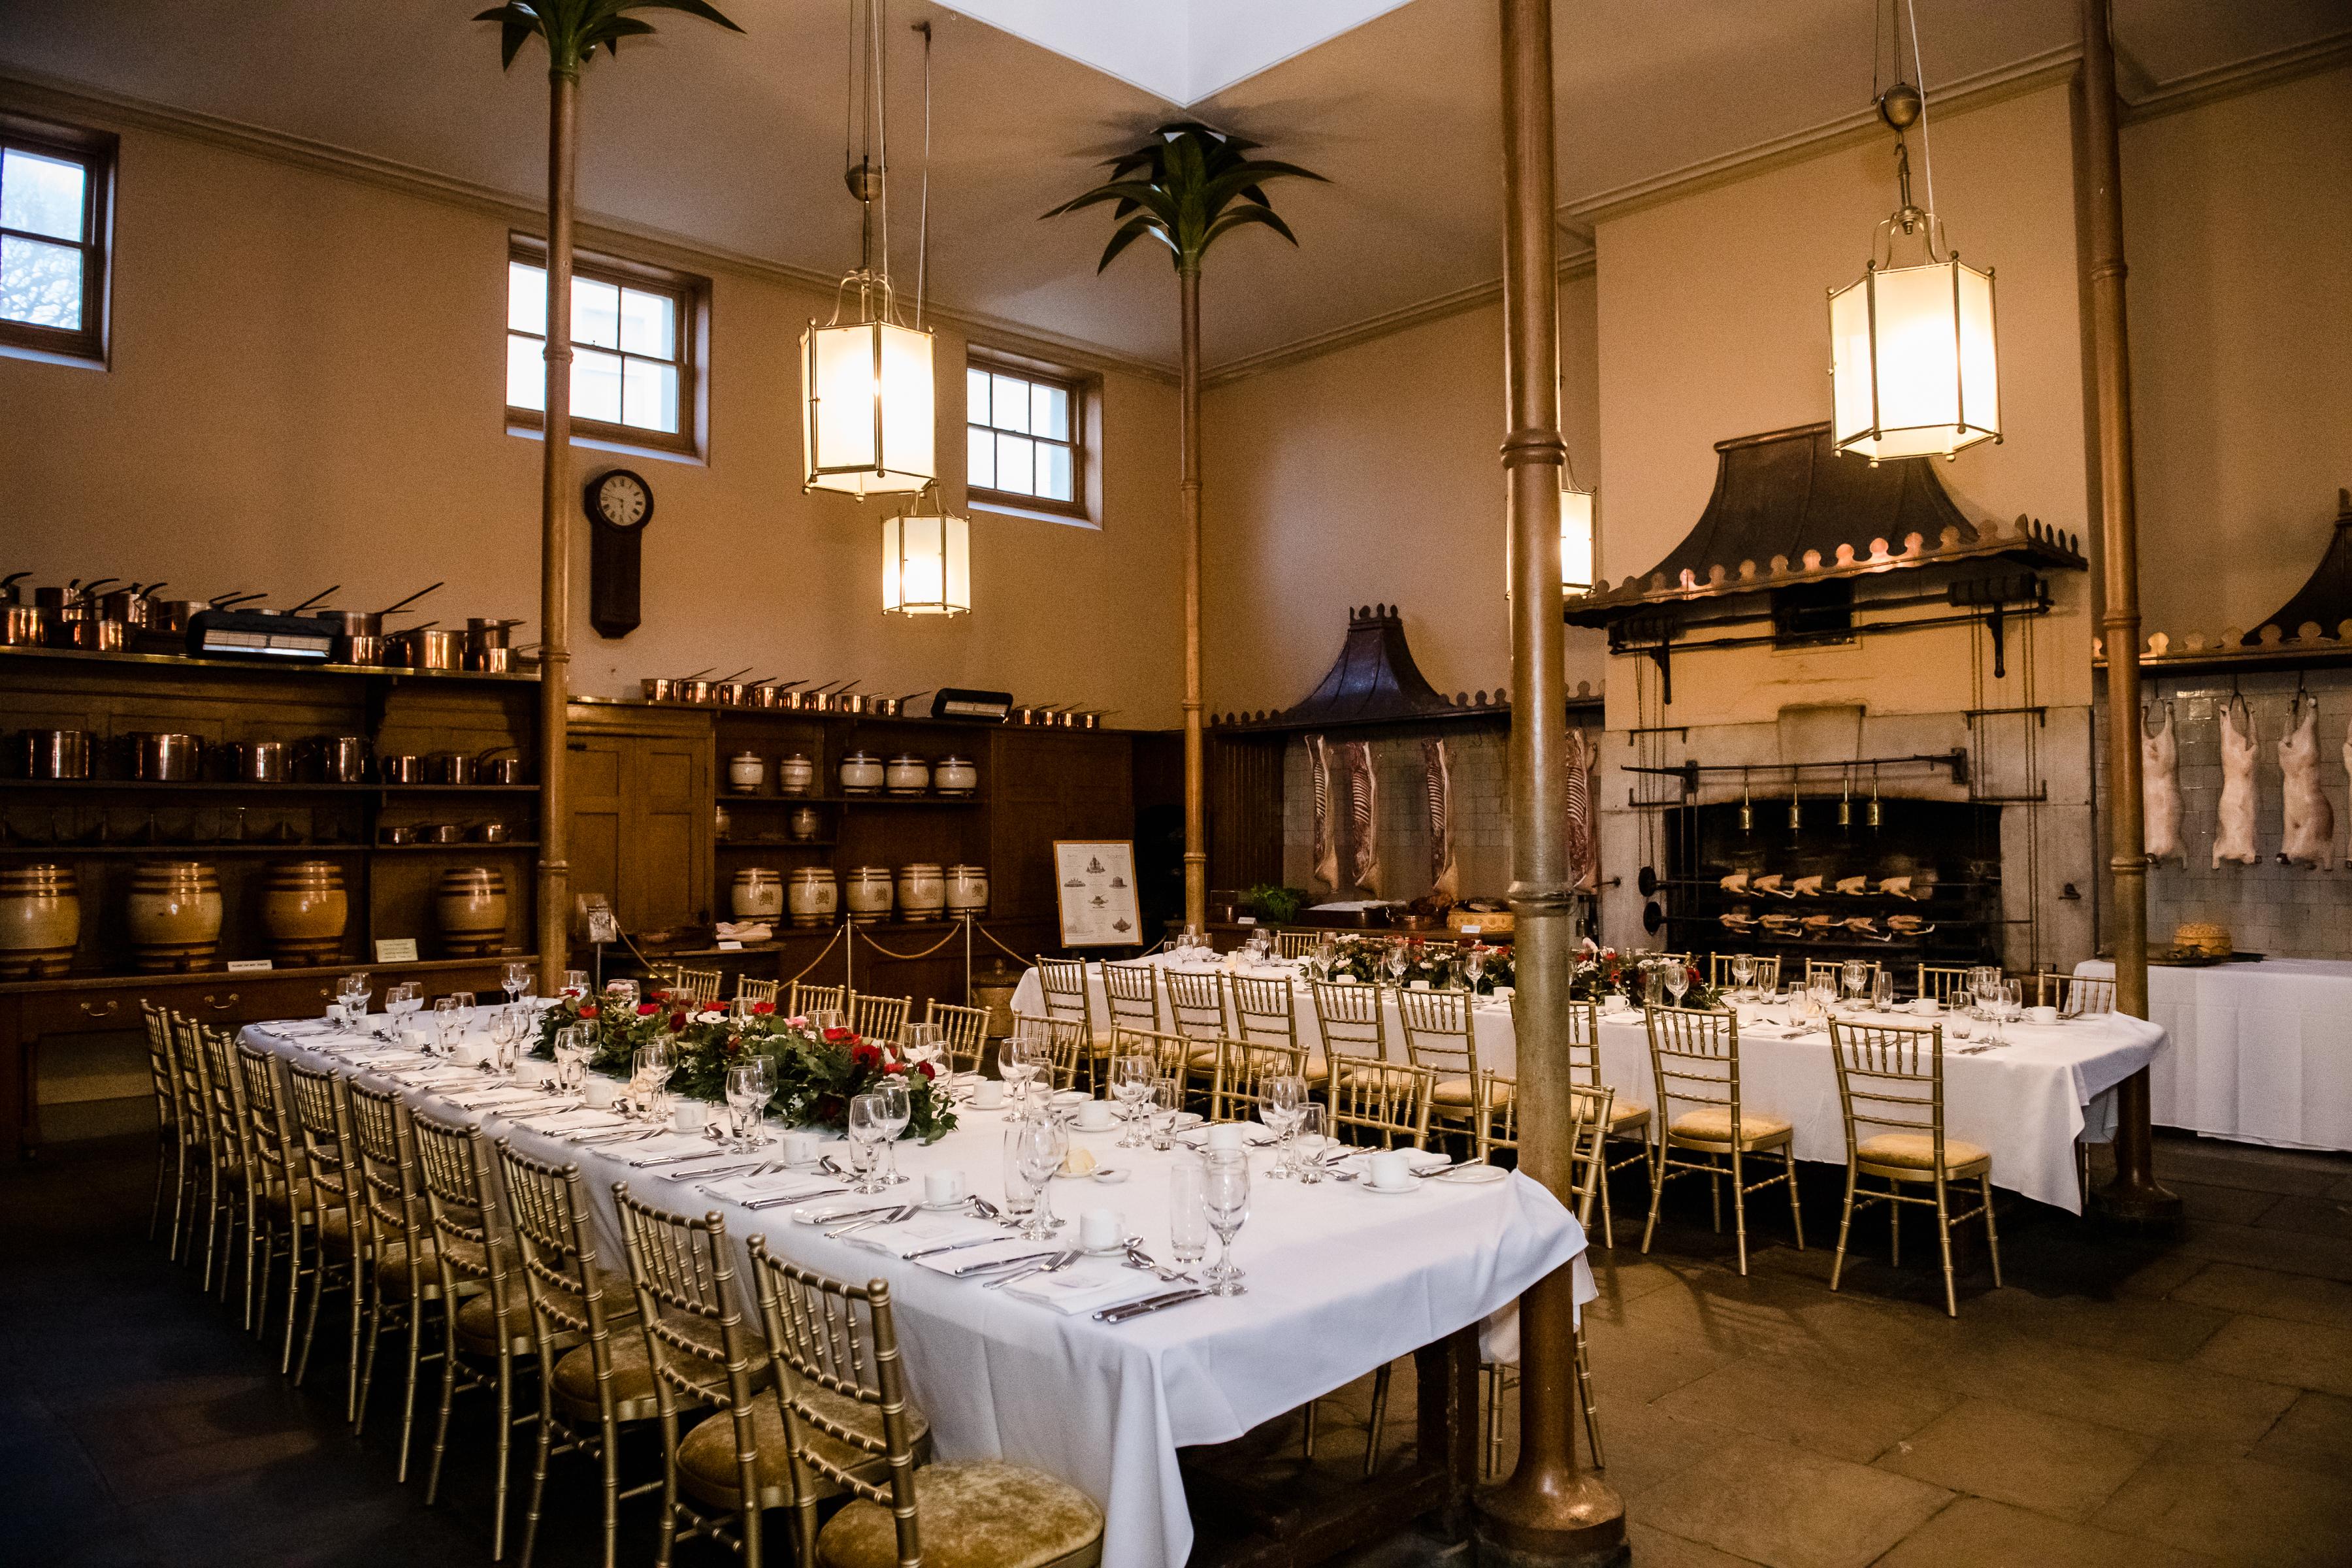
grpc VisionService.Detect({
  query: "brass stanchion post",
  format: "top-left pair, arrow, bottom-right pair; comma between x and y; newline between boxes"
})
1471,0 -> 1629,1560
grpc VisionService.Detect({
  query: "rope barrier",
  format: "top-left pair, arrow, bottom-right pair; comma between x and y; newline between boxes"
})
852,923 -> 965,962
782,923 -> 847,985
973,921 -> 1039,968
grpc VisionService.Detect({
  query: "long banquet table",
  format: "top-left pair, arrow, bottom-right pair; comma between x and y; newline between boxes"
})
1014,955 -> 2166,1214
242,1015 -> 1590,1568
2076,956 -> 2352,1152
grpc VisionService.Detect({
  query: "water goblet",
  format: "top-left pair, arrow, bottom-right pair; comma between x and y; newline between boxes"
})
1663,962 -> 1691,1008
845,1098 -> 887,1192
1201,1149 -> 1252,1296
1168,1153 -> 1209,1275
1000,1122 -> 1042,1227
1148,1077 -> 1186,1149
1729,953 -> 1755,1000
1111,1054 -> 1152,1147
561,968 -> 589,998
503,961 -> 531,1006
875,1080 -> 912,1184
1262,1073 -> 1307,1177
1839,960 -> 1867,1006
1012,1111 -> 1068,1239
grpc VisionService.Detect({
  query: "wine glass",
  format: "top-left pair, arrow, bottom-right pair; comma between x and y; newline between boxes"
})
1012,1112 -> 1068,1239
1840,960 -> 1867,1006
1729,953 -> 1755,1001
1384,940 -> 1409,988
1664,962 -> 1691,1008
1111,1053 -> 1152,1146
1168,1153 -> 1209,1276
1201,1149 -> 1252,1297
489,1007 -> 523,1079
1000,1024 -> 1039,1109
561,968 -> 589,998
1464,945 -> 1488,994
874,1079 -> 912,1184
431,995 -> 460,1057
1149,1076 -> 1186,1150
607,978 -> 640,1009
555,1026 -> 589,1093
1313,936 -> 1337,981
503,961 -> 531,1006
845,1093 -> 889,1192
1262,1073 -> 1307,1177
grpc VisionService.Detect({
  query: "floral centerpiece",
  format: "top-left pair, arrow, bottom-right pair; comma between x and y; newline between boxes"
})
1569,941 -> 1723,1009
534,984 -> 956,1139
1315,934 -> 1514,995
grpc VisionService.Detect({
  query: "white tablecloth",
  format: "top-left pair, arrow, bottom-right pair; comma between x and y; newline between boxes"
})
2076,957 -> 2352,1152
1017,957 -> 2164,1214
244,1018 -> 1589,1568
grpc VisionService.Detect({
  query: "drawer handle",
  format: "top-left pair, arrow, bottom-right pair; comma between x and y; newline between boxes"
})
203,992 -> 240,1011
79,999 -> 120,1018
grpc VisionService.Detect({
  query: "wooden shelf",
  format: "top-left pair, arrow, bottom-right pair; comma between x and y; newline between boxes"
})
719,793 -> 983,808
717,838 -> 836,849
0,642 -> 536,682
0,779 -> 538,793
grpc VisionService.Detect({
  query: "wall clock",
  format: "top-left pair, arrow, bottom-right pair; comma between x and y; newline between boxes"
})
585,468 -> 653,638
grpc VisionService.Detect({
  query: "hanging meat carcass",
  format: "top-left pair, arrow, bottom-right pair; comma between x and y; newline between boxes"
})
1305,734 -> 1339,890
2143,702 -> 2185,866
1563,727 -> 1601,894
1422,738 -> 1458,902
1343,740 -> 1380,895
2279,694 -> 2336,869
2212,698 -> 2259,867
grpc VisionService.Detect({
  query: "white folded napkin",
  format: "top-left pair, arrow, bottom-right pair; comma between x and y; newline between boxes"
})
617,1134 -> 725,1166
703,1171 -> 840,1203
998,1259 -> 1165,1315
512,1109 -> 627,1134
446,1088 -> 545,1110
909,1237 -> 1064,1277
845,1215 -> 1002,1258
275,1021 -> 336,1036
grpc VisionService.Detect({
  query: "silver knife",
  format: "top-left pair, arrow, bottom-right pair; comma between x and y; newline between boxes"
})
905,1234 -> 1027,1262
1096,1287 -> 1211,1323
983,1249 -> 1079,1289
948,1249 -> 1059,1277
742,1186 -> 851,1209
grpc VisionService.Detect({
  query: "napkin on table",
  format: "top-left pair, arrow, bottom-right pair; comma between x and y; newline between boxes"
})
511,1109 -> 628,1134
616,1134 -> 725,1166
1336,1148 -> 1452,1179
702,1171 -> 840,1203
844,1215 -> 1004,1258
997,1260 -> 1166,1315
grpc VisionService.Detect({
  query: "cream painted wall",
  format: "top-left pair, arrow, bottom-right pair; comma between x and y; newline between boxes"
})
2121,61 -> 2352,644
1592,82 -> 2093,731
0,116 -> 1186,727
1198,274 -> 1609,717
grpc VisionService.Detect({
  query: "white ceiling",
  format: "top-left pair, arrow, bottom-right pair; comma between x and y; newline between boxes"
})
0,0 -> 2342,372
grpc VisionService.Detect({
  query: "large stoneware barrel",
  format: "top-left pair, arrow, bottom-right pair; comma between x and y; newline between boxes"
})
843,866 -> 894,925
787,868 -> 838,928
944,863 -> 990,919
127,860 -> 222,972
895,863 -> 945,923
731,866 -> 783,920
434,866 -> 508,957
0,862 -> 80,978
261,860 -> 348,966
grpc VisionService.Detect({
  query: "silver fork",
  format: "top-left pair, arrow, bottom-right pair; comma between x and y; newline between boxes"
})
983,1249 -> 1079,1290
1121,1235 -> 1192,1282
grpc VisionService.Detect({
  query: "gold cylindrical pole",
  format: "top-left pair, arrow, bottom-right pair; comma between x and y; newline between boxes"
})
1473,0 -> 1628,1560
1180,263 -> 1207,935
534,67 -> 577,994
2082,0 -> 2179,1228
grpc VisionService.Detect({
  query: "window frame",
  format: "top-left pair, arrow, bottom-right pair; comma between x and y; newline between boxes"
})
0,113 -> 116,368
504,235 -> 706,459
964,348 -> 1095,525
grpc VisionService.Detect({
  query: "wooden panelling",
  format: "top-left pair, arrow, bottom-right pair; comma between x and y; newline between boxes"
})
1208,731 -> 1284,892
565,702 -> 713,934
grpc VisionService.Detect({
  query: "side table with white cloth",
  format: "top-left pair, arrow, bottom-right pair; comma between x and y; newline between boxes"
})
1019,955 -> 2164,1214
241,1016 -> 1592,1568
2076,956 -> 2352,1152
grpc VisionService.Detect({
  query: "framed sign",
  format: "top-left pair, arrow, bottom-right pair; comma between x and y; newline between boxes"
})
1053,840 -> 1142,948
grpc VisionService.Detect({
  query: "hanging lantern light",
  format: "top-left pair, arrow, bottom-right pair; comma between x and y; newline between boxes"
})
804,0 -> 935,498
1827,43 -> 1999,464
1505,446 -> 1598,596
881,487 -> 970,615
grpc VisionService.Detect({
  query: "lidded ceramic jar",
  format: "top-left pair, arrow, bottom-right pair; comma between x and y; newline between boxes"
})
788,806 -> 822,842
777,754 -> 816,796
895,863 -> 945,922
932,755 -> 977,797
944,864 -> 989,918
843,865 -> 894,924
837,752 -> 884,795
0,862 -> 79,978
727,752 -> 766,794
260,860 -> 348,966
786,868 -> 838,927
884,754 -> 930,796
731,866 -> 783,919
127,860 -> 223,972
434,866 -> 508,957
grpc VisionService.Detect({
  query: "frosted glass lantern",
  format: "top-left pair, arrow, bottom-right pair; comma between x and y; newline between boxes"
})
803,316 -> 936,497
1829,249 -> 1999,463
881,502 -> 970,615
1505,479 -> 1597,597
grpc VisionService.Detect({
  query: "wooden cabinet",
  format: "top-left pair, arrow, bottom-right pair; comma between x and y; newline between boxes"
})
566,702 -> 713,934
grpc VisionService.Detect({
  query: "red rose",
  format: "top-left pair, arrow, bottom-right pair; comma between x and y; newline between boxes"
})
650,988 -> 672,1002
725,1036 -> 743,1056
815,1094 -> 846,1124
1686,965 -> 1702,986
883,1060 -> 907,1074
823,1027 -> 853,1044
578,1004 -> 600,1019
851,1042 -> 882,1070
751,1001 -> 776,1016
636,1002 -> 659,1017
668,1011 -> 688,1032
915,1060 -> 936,1081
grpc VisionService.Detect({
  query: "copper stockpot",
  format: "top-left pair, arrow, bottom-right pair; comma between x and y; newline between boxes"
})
395,628 -> 461,670
335,634 -> 389,666
640,676 -> 681,702
302,735 -> 369,783
63,617 -> 129,651
675,679 -> 716,704
14,729 -> 93,779
231,741 -> 291,783
425,751 -> 476,785
127,732 -> 205,781
0,606 -> 49,646
479,749 -> 525,785
378,753 -> 426,785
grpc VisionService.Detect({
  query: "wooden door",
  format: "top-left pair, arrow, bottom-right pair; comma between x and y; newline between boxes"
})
566,704 -> 713,937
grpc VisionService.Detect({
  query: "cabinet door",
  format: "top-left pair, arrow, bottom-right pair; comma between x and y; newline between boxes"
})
566,710 -> 713,937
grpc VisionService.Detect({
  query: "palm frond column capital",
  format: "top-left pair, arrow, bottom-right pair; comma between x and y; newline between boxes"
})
476,0 -> 743,993
1045,123 -> 1325,934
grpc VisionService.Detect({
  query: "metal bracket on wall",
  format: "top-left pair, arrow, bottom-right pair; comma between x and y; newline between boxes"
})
1964,706 -> 2048,727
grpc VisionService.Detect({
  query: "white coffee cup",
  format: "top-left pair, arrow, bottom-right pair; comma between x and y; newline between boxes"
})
400,1028 -> 431,1052
970,1079 -> 1006,1110
580,1076 -> 618,1109
1052,1089 -> 1090,1115
451,1043 -> 489,1068
924,1169 -> 967,1206
2027,1005 -> 2059,1026
781,1130 -> 825,1166
1600,996 -> 1629,1014
1365,1151 -> 1411,1190
1205,1123 -> 1247,1152
673,1102 -> 713,1135
1075,1099 -> 1116,1132
515,1060 -> 555,1088
1910,998 -> 1942,1016
1080,1207 -> 1122,1251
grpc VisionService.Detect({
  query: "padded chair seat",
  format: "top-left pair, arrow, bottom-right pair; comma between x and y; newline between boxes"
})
1667,1107 -> 1792,1147
676,1386 -> 931,1511
372,1239 -> 448,1301
1607,1102 -> 1651,1134
815,1460 -> 1105,1568
1433,1077 -> 1511,1110
550,1316 -> 760,1423
1856,1132 -> 1992,1176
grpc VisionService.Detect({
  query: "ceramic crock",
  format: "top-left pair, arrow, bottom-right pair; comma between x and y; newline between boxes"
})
727,752 -> 766,794
933,755 -> 978,797
0,863 -> 79,978
895,862 -> 945,922
731,866 -> 783,920
944,863 -> 990,919
127,860 -> 223,972
260,860 -> 348,966
838,752 -> 885,796
843,865 -> 894,924
777,754 -> 816,795
434,866 -> 508,957
786,867 -> 838,928
884,754 -> 930,796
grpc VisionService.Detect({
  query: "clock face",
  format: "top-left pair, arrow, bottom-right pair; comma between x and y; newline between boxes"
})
589,469 -> 651,529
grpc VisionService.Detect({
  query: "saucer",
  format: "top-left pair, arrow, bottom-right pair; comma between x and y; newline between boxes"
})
1079,1243 -> 1128,1258
1433,1164 -> 1507,1185
918,1198 -> 972,1212
1362,1180 -> 1420,1196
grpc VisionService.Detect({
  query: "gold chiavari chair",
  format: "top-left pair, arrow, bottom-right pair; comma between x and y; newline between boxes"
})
1274,929 -> 1321,960
1038,1015 -> 1089,1092
193,1020 -> 257,1316
1328,1056 -> 1435,1151
1100,960 -> 1162,1034
1309,978 -> 1403,1088
1915,966 -> 1974,1006
789,981 -> 847,1019
347,1077 -> 457,1481
1472,1068 -> 1607,1476
498,1141 -> 653,1568
237,1039 -> 320,1369
612,1188 -> 794,1568
1032,956 -> 1093,1032
1161,967 -> 1230,1094
1109,1023 -> 1196,1084
413,1111 -> 539,1558
164,1011 -> 215,1267
845,991 -> 911,1046
746,1247 -> 1104,1568
1209,1036 -> 1307,1124
1827,1017 -> 2001,1317
2037,970 -> 2116,1018
140,1001 -> 188,1248
662,967 -> 723,1007
1561,996 -> 1652,1249
924,999 -> 990,1075
1640,1004 -> 1805,1275
1805,958 -> 1880,998
1395,985 -> 1492,1133
733,976 -> 780,1007
286,1060 -> 365,1415
1226,971 -> 1326,1087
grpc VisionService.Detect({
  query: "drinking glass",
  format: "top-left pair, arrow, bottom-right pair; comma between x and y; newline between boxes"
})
1663,963 -> 1690,1007
1840,960 -> 1868,1005
1201,1149 -> 1252,1296
1949,1008 -> 1975,1041
1292,1103 -> 1330,1183
1729,953 -> 1755,1000
1148,1077 -> 1186,1149
723,1064 -> 760,1151
555,1026 -> 589,1092
1168,1153 -> 1209,1274
1262,1073 -> 1307,1177
1313,937 -> 1337,980
489,1008 -> 520,1077
431,995 -> 461,1056
1012,1112 -> 1068,1239
1001,1121 -> 1041,1226
561,968 -> 589,998
812,1009 -> 845,1034
875,1080 -> 912,1184
1385,941 -> 1409,987
845,1094 -> 889,1191
1464,945 -> 1488,993
503,961 -> 531,1005
1872,972 -> 1896,1014
607,978 -> 640,1009
1111,1054 -> 1152,1147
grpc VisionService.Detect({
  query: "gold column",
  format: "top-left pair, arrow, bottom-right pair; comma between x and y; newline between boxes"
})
2082,0 -> 2179,1227
534,68 -> 576,993
1180,262 -> 1207,934
1472,0 -> 1629,1560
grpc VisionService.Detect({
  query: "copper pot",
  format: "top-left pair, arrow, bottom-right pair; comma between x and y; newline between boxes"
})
747,681 -> 801,710
0,606 -> 49,645
97,587 -> 154,625
378,823 -> 419,845
127,732 -> 205,781
465,645 -> 512,673
641,676 -> 682,703
335,634 -> 389,666
425,751 -> 476,785
395,628 -> 461,670
231,741 -> 291,783
478,749 -> 525,785
675,679 -> 716,704
16,729 -> 93,779
378,753 -> 425,785
63,617 -> 129,651
302,735 -> 369,783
